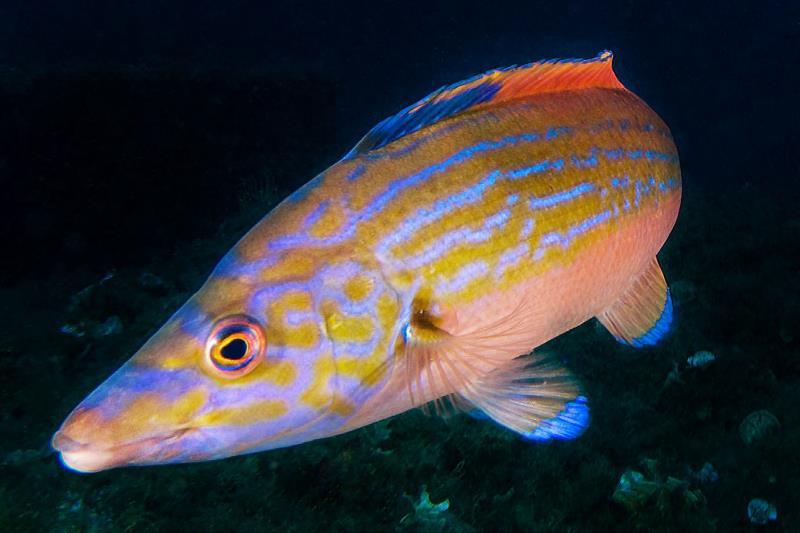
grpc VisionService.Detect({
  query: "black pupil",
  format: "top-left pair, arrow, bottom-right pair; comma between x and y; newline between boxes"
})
220,337 -> 248,361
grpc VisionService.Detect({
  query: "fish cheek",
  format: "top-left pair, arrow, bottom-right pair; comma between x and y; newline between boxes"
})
130,321 -> 205,371
205,357 -> 299,388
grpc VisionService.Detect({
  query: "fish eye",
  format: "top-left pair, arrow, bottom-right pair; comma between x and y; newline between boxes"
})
205,315 -> 266,378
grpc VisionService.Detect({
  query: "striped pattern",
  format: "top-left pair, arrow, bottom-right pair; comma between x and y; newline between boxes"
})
213,85 -> 680,421
52,53 -> 683,472
235,89 -> 679,304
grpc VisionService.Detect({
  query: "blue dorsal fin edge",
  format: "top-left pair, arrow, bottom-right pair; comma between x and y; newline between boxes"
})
344,80 -> 501,159
344,51 -> 615,159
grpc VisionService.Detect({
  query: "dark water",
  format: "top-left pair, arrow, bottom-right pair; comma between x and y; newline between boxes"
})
1,1 -> 798,531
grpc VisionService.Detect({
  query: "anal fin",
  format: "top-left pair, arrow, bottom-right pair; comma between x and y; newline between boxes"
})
597,258 -> 673,347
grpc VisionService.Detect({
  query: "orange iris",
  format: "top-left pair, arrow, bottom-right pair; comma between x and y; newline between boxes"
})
205,315 -> 266,378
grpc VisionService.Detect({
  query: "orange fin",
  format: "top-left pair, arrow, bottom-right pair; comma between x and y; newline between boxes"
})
347,51 -> 624,157
597,258 -> 673,347
401,301 -> 588,440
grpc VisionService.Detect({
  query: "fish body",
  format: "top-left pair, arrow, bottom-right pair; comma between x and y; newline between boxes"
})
53,51 -> 681,472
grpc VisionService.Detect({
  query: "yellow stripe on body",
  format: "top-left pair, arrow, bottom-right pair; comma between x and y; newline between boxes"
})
194,399 -> 289,427
224,87 -> 679,416
296,280 -> 400,412
322,299 -> 375,344
332,291 -> 399,388
335,89 -> 681,305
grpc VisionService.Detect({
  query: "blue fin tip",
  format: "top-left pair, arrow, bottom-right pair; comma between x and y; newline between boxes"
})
628,289 -> 673,348
524,395 -> 590,442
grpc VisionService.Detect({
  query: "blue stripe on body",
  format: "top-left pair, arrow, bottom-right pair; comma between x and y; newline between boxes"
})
520,218 -> 535,238
572,148 -> 599,168
438,261 -> 490,294
404,207 -> 511,269
271,127 -> 573,251
273,129 -> 677,253
507,158 -> 565,178
287,174 -> 324,203
376,171 -> 500,256
494,242 -> 530,278
175,300 -> 211,339
345,165 -> 366,182
569,210 -> 612,238
533,210 -> 612,259
303,200 -> 330,227
358,129 -> 570,221
528,183 -> 595,210
569,146 -> 679,170
211,250 -> 281,278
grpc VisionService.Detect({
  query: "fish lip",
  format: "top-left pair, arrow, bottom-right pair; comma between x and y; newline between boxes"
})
52,427 -> 194,473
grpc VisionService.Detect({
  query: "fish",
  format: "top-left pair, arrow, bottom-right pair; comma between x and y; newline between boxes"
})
687,350 -> 715,368
52,51 -> 681,472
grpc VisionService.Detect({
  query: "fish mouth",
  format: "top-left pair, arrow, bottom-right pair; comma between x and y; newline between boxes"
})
51,427 -> 194,473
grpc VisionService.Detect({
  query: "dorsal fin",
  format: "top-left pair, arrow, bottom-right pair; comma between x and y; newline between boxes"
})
346,50 -> 624,158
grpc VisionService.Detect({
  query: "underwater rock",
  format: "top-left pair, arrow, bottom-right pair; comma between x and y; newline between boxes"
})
367,420 -> 394,455
400,485 -> 450,530
59,315 -> 123,339
93,315 -> 123,337
739,410 -> 780,445
694,462 -> 719,484
59,323 -> 86,338
138,271 -> 168,292
1,448 -> 48,466
611,470 -> 660,511
747,498 -> 777,525
687,350 -> 715,368
695,404 -> 712,421
60,271 -> 120,339
661,361 -> 684,390
639,457 -> 659,478
613,464 -> 707,513
66,271 -> 115,313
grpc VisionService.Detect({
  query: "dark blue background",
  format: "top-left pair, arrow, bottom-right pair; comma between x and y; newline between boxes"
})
1,0 -> 798,283
1,3 -> 799,531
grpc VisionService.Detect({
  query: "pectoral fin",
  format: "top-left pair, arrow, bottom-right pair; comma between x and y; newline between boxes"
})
401,297 -> 589,441
597,258 -> 673,347
460,354 -> 589,441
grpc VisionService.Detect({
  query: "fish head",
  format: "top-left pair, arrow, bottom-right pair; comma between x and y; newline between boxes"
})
52,247 -> 403,472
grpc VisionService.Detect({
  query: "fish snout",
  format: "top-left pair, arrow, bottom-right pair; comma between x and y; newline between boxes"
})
52,405 -> 129,472
52,390 -> 201,472
52,404 -> 106,445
